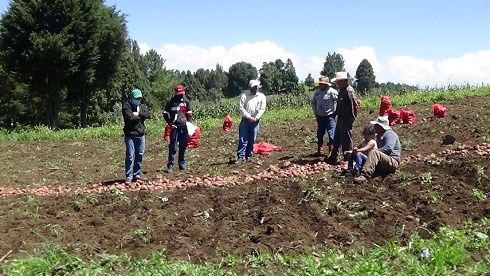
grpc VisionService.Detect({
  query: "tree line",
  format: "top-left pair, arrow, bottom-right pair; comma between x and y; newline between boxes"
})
0,0 -> 416,130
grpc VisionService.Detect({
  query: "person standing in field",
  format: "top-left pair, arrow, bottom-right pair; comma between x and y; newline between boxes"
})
235,79 -> 267,164
122,89 -> 151,184
354,116 -> 401,183
311,76 -> 338,156
163,84 -> 193,173
325,71 -> 358,165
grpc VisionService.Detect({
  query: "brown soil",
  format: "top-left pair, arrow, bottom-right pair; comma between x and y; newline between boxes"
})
1,95 -> 489,263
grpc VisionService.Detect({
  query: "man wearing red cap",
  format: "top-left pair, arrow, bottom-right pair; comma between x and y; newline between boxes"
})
163,84 -> 193,172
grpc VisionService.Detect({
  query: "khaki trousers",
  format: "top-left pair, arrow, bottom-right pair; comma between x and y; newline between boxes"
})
361,150 -> 399,177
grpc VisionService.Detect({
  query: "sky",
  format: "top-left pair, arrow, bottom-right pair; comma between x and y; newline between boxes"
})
1,0 -> 490,87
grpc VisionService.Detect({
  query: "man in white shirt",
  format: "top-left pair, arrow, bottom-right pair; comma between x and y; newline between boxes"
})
235,79 -> 267,164
311,76 -> 338,156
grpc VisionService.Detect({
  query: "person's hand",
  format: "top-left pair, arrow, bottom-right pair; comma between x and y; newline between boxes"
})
171,124 -> 177,129
132,112 -> 139,117
248,117 -> 256,123
343,150 -> 352,155
352,147 -> 358,153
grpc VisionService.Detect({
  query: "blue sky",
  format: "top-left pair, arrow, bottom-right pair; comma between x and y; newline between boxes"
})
1,0 -> 490,86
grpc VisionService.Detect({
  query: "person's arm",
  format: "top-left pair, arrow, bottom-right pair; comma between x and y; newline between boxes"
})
122,102 -> 141,123
378,132 -> 397,154
185,99 -> 193,122
311,92 -> 318,115
138,104 -> 151,120
162,101 -> 172,125
255,94 -> 267,120
331,89 -> 338,101
358,140 -> 376,153
238,93 -> 251,119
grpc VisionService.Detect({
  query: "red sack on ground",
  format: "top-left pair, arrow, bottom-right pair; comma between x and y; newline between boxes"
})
163,124 -> 171,142
432,104 -> 447,118
379,96 -> 391,116
400,109 -> 416,124
253,142 -> 282,155
223,114 -> 233,132
187,125 -> 201,148
388,108 -> 401,126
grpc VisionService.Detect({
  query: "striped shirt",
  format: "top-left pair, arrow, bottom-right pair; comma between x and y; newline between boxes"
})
163,96 -> 192,127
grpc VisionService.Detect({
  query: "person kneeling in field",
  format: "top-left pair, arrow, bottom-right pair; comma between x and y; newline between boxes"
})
343,125 -> 377,177
353,116 -> 401,184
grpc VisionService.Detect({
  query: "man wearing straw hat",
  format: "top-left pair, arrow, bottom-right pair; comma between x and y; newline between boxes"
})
311,76 -> 338,155
354,116 -> 401,183
325,71 -> 359,165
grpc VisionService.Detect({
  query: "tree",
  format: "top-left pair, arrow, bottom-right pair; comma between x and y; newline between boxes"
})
282,58 -> 299,93
320,52 -> 345,79
225,62 -> 257,97
355,59 -> 376,95
209,64 -> 228,94
304,73 -> 315,89
139,49 -> 177,110
67,3 -> 127,127
0,0 -> 127,129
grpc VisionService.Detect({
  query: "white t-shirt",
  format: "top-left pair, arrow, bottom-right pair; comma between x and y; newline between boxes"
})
360,139 -> 377,154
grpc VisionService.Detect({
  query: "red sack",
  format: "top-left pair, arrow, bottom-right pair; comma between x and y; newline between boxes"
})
356,98 -> 362,114
431,104 -> 447,118
388,108 -> 401,126
186,125 -> 201,148
223,114 -> 233,132
163,124 -> 171,142
379,96 -> 391,116
253,142 -> 282,155
400,109 -> 416,125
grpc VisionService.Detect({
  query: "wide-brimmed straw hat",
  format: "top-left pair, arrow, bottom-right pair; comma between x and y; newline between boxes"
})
318,76 -> 331,85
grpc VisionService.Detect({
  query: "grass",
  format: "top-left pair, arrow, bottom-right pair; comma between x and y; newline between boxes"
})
1,85 -> 489,142
1,219 -> 489,275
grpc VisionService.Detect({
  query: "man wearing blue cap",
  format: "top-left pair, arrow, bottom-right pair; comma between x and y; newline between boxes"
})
122,88 -> 151,184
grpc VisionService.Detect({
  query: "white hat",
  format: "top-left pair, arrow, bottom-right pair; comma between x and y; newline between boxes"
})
249,79 -> 261,88
370,116 -> 391,130
331,71 -> 349,82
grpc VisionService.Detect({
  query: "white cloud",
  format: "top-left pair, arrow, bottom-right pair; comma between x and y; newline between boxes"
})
337,46 -> 384,82
150,40 -> 301,76
142,41 -> 490,87
386,51 -> 490,86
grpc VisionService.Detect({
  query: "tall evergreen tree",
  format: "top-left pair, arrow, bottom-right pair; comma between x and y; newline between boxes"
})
355,59 -> 376,95
321,52 -> 345,79
304,73 -> 315,88
282,58 -> 299,94
0,0 -> 127,129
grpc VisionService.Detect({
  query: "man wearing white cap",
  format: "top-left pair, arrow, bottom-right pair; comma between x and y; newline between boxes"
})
325,72 -> 359,165
235,79 -> 267,164
354,116 -> 401,183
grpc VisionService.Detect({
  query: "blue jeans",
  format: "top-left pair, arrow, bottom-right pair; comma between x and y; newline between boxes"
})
125,135 -> 145,180
316,115 -> 336,147
348,152 -> 368,173
237,118 -> 260,160
168,127 -> 189,169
